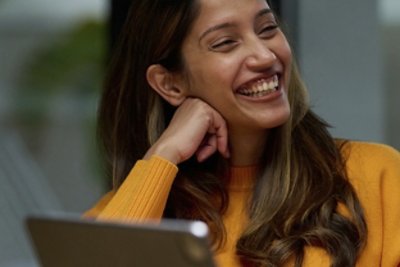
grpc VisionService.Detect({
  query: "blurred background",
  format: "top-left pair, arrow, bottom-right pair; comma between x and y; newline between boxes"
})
0,0 -> 399,266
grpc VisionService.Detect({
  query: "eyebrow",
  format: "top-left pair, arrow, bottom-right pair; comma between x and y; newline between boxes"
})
199,8 -> 273,42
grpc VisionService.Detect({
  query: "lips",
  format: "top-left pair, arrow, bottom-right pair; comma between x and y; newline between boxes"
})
236,75 -> 279,97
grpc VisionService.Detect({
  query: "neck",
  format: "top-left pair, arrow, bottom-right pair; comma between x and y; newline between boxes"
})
228,128 -> 268,166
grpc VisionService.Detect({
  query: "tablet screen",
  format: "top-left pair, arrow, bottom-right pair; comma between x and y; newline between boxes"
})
26,214 -> 216,267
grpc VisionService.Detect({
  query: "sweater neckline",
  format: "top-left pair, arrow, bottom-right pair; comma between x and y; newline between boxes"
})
228,165 -> 258,191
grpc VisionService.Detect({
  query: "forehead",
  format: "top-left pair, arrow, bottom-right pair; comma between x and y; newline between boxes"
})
194,0 -> 270,27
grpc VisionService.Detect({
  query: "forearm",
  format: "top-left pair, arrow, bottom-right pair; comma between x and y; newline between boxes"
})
91,156 -> 178,222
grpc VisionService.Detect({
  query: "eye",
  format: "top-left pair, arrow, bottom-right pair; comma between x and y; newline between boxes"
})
209,38 -> 238,52
258,24 -> 279,39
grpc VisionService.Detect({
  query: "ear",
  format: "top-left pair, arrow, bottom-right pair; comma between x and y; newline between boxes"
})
146,64 -> 187,106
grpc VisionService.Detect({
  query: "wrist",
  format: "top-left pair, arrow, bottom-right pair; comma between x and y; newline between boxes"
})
144,142 -> 180,165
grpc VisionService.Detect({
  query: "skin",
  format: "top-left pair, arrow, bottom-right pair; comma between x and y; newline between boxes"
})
145,0 -> 292,166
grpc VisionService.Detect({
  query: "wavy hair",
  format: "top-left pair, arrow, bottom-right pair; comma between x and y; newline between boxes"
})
97,0 -> 367,266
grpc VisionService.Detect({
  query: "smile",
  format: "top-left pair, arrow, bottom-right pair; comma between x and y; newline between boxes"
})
237,75 -> 279,97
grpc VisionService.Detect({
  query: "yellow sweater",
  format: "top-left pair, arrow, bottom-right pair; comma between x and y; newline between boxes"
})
85,142 -> 400,266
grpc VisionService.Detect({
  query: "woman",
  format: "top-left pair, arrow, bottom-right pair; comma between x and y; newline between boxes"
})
85,0 -> 400,266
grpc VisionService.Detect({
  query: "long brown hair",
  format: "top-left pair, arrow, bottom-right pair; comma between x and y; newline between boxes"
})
97,0 -> 367,266
98,0 -> 199,183
235,65 -> 367,266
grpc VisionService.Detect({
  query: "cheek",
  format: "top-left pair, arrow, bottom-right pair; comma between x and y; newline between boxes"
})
275,38 -> 293,86
279,40 -> 292,67
185,61 -> 235,98
272,32 -> 292,64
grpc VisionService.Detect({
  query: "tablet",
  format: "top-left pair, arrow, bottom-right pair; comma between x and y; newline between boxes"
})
26,214 -> 216,267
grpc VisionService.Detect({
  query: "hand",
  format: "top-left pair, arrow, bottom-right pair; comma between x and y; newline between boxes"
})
144,98 -> 230,164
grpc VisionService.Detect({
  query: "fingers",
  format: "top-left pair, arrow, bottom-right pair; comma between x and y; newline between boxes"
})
145,97 -> 230,164
212,112 -> 230,159
196,135 -> 217,162
196,111 -> 230,162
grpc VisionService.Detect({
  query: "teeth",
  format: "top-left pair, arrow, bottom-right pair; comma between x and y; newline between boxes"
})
238,75 -> 279,97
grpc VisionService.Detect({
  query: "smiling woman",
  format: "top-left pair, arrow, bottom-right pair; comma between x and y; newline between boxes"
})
84,0 -> 400,267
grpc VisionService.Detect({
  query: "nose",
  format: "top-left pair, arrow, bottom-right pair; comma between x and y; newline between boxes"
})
244,39 -> 277,70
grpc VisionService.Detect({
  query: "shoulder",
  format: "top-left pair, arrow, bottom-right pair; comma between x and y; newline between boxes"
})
340,140 -> 400,195
341,140 -> 400,172
343,140 -> 399,158
341,141 -> 400,265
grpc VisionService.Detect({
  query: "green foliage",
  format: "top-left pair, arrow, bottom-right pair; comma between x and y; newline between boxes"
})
19,19 -> 106,96
14,19 -> 108,184
15,19 -> 106,125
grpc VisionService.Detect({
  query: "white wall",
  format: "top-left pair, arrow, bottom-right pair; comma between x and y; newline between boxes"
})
380,0 -> 400,24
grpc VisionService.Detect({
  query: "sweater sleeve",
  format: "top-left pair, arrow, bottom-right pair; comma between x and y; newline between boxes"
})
379,146 -> 400,267
346,142 -> 400,267
84,155 -> 178,223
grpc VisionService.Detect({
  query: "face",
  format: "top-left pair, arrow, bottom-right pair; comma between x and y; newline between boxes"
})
179,0 -> 292,135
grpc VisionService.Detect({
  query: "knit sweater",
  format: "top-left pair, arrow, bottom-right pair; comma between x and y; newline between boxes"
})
85,141 -> 400,266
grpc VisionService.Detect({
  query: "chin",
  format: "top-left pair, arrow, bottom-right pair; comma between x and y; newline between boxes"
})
258,109 -> 291,129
